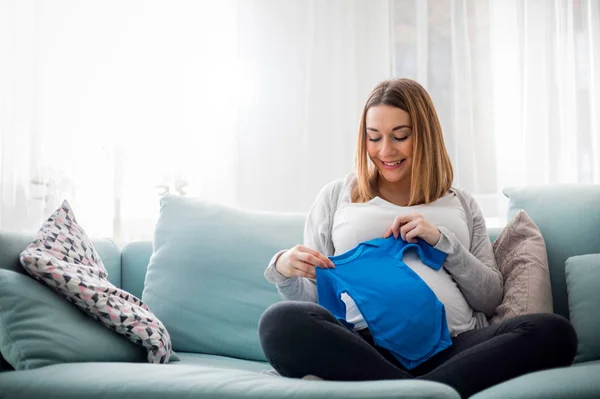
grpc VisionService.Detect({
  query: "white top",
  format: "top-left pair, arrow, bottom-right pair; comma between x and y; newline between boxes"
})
332,192 -> 478,336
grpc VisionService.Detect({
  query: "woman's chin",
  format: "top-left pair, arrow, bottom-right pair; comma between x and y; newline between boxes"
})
378,169 -> 409,185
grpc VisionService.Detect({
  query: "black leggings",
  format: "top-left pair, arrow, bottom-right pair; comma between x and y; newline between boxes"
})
259,301 -> 577,398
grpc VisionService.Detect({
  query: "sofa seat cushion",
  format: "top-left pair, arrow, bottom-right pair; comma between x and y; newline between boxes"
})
471,361 -> 600,399
172,351 -> 269,371
0,355 -> 460,399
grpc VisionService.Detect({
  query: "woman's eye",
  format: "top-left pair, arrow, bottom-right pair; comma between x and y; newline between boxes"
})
368,136 -> 408,142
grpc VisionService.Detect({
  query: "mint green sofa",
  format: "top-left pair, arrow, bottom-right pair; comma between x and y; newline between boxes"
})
1,185 -> 599,399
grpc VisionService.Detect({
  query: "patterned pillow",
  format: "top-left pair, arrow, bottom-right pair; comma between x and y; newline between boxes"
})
20,200 -> 172,363
490,209 -> 553,324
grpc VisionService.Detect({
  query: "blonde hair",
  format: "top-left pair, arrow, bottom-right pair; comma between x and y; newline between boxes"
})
352,79 -> 453,205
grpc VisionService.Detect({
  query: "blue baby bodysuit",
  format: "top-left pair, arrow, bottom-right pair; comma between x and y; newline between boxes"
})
316,236 -> 452,370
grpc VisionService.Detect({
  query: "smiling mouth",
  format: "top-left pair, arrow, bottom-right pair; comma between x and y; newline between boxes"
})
381,159 -> 405,166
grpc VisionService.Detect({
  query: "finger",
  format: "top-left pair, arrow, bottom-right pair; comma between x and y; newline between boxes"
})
400,219 -> 419,242
405,224 -> 421,243
383,227 -> 393,238
392,218 -> 407,239
292,261 -> 318,277
294,269 -> 317,279
393,213 -> 415,227
316,253 -> 335,268
389,217 -> 403,237
298,246 -> 335,267
296,263 -> 317,278
388,220 -> 401,239
390,214 -> 417,239
297,252 -> 330,269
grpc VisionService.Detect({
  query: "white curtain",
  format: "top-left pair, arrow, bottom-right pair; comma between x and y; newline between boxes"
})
392,0 -> 600,224
0,0 -> 392,242
1,0 -> 599,243
235,0 -> 391,212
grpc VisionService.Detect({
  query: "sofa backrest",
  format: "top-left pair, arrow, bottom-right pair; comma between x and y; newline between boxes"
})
121,241 -> 153,299
0,232 -> 123,286
118,181 -> 600,327
120,230 -> 506,300
2,182 -> 598,368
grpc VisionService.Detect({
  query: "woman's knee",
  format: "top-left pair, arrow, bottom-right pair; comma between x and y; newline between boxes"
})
518,313 -> 578,363
539,313 -> 577,353
527,313 -> 576,338
258,301 -> 327,344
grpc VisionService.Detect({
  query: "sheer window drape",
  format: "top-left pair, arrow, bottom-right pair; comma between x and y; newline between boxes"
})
1,0 -> 598,242
0,0 -> 392,242
392,0 -> 600,223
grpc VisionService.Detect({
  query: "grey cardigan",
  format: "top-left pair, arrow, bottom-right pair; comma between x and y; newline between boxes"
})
264,174 -> 503,324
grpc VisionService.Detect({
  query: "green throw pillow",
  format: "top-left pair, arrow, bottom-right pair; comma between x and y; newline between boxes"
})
0,269 -> 148,370
565,254 -> 600,363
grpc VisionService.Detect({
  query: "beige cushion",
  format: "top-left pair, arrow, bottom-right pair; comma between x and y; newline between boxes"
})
490,209 -> 553,324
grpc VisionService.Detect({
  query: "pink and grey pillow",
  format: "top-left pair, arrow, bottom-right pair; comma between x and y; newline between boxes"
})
20,200 -> 172,363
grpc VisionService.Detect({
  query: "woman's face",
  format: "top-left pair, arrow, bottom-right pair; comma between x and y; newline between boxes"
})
365,104 -> 414,186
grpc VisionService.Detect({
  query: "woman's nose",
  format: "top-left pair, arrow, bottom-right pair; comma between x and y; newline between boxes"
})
380,138 -> 396,157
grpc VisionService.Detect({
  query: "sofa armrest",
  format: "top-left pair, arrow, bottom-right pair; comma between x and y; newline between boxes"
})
566,254 -> 600,363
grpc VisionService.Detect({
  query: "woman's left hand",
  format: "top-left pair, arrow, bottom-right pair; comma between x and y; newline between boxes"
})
384,213 -> 441,246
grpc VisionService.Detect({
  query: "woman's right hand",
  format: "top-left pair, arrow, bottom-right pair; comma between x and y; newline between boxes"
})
275,245 -> 335,279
